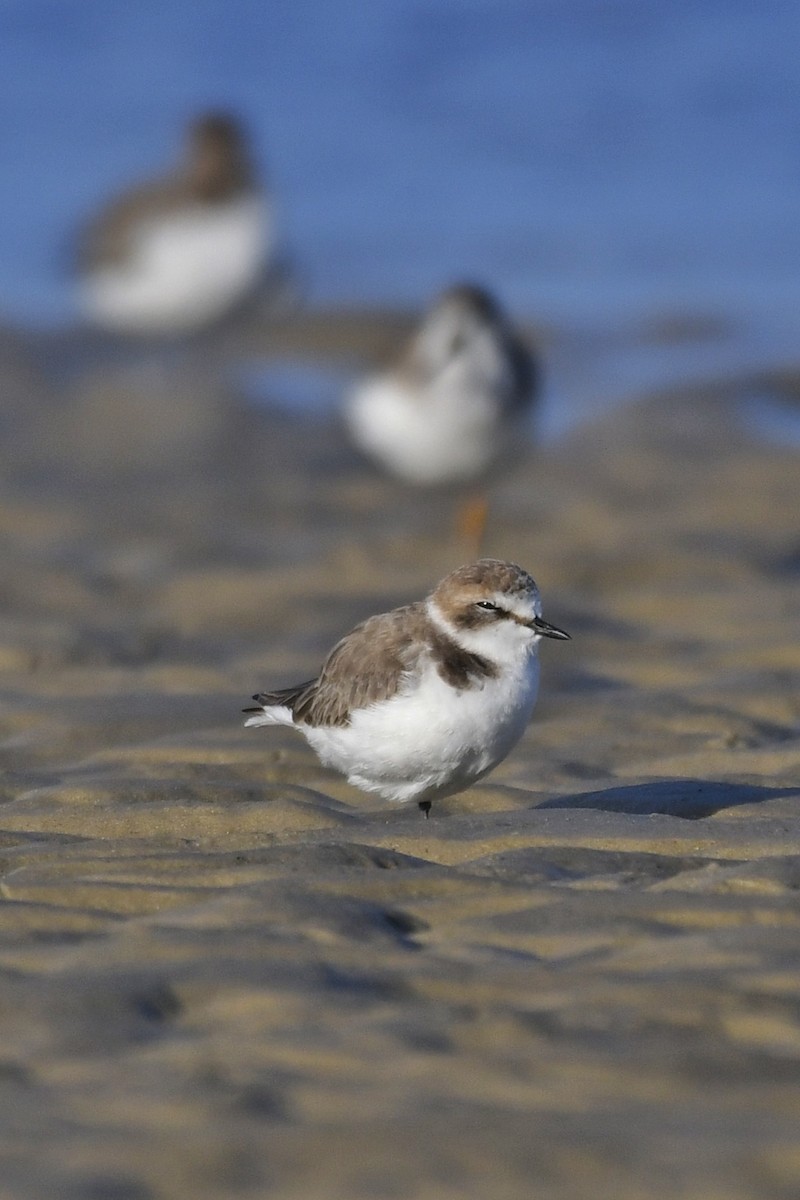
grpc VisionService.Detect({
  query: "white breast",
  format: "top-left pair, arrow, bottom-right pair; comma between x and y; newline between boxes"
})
303,653 -> 540,804
80,195 -> 273,334
345,331 -> 520,485
345,378 -> 495,485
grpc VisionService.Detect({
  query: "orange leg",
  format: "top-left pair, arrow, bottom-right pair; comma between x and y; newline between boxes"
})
456,491 -> 489,559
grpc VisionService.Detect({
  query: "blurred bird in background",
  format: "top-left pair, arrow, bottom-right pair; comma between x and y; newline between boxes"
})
344,283 -> 538,551
345,283 -> 536,485
75,111 -> 277,336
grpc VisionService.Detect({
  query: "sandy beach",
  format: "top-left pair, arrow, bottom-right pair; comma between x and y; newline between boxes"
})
0,311 -> 798,1199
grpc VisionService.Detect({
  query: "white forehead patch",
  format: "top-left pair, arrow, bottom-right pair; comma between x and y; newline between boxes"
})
493,587 -> 541,620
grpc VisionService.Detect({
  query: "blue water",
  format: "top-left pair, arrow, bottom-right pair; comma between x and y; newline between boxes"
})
3,0 -> 800,373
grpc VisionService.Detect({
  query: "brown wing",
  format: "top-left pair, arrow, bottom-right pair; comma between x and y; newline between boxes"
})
289,603 -> 431,727
244,601 -> 499,727
77,178 -> 188,271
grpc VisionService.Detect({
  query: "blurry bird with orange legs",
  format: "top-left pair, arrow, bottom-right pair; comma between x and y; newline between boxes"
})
344,283 -> 538,557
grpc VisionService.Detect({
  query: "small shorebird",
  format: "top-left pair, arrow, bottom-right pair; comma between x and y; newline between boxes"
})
244,559 -> 569,816
344,284 -> 537,488
76,112 -> 275,335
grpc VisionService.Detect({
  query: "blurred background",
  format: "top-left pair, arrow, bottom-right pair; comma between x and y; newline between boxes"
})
2,0 -> 799,432
1,11 -> 799,1197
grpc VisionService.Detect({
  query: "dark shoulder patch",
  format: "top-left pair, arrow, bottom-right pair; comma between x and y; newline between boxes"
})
429,627 -> 498,690
508,336 -> 537,412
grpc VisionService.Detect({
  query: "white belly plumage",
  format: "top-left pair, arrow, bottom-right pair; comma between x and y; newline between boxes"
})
345,372 -> 511,486
80,195 -> 273,334
303,656 -> 540,804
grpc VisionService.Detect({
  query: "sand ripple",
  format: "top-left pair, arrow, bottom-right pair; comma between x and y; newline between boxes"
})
0,325 -> 797,1198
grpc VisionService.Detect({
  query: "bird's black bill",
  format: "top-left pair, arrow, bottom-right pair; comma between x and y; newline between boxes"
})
529,616 -> 571,640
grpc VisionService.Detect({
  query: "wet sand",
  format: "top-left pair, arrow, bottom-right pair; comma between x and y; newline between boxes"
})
0,314 -> 798,1199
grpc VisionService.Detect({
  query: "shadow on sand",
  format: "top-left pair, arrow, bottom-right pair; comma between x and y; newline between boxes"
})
537,779 -> 799,820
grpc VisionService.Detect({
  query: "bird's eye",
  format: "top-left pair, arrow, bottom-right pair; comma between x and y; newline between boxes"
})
475,600 -> 500,613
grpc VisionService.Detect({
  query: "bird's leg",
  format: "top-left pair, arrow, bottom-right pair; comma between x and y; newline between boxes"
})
456,491 -> 489,559
418,800 -> 432,819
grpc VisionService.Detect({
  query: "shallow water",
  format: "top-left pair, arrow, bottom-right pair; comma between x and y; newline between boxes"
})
3,0 -> 800,380
738,386 -> 800,448
238,312 -> 800,448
